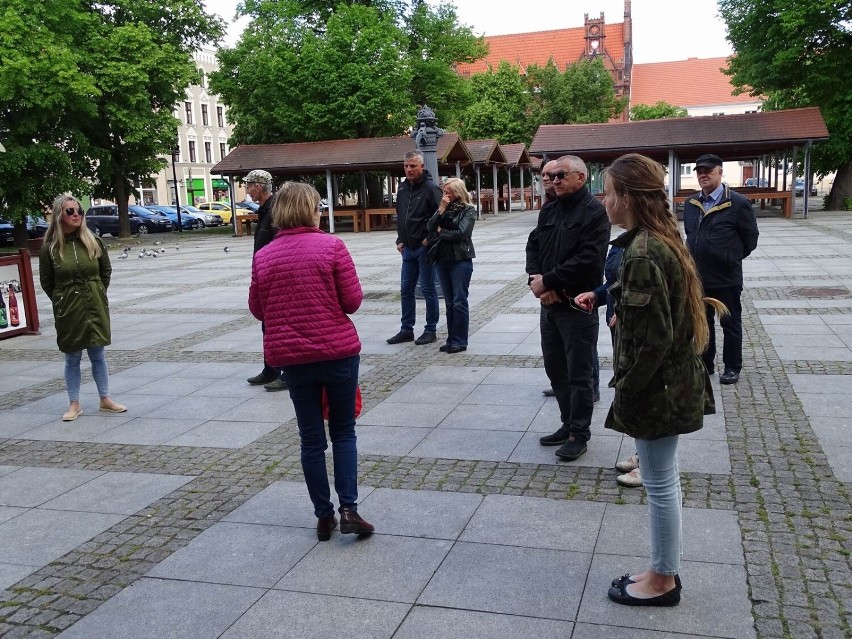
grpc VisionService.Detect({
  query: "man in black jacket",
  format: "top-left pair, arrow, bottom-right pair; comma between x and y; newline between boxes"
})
684,154 -> 759,385
526,155 -> 610,461
244,169 -> 287,391
387,151 -> 443,345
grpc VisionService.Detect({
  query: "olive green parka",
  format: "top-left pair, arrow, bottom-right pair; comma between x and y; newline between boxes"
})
39,235 -> 112,354
604,228 -> 715,440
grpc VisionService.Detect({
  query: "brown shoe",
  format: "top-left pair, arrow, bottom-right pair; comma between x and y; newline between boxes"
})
317,514 -> 338,541
338,507 -> 374,536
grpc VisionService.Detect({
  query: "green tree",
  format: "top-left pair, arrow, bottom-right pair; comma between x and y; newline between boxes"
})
459,61 -> 532,144
524,58 -> 563,126
0,0 -> 97,243
552,58 -> 626,124
719,0 -> 852,208
630,101 -> 688,121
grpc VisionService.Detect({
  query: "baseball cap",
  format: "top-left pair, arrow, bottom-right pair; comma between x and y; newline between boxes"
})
693,154 -> 723,170
244,169 -> 272,186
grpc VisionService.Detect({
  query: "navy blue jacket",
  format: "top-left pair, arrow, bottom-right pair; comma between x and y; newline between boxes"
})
683,185 -> 759,289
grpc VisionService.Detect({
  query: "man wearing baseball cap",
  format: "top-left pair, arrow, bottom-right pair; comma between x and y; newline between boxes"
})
244,169 -> 287,391
683,154 -> 759,385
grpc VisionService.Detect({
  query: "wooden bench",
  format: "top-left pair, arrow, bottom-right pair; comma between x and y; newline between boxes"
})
320,208 -> 364,232
363,207 -> 396,232
674,189 -> 793,218
235,213 -> 258,236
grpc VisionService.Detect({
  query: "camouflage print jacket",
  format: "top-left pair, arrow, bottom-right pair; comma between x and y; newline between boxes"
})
604,228 -> 715,440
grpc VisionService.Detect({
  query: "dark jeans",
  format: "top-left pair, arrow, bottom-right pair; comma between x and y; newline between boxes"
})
541,305 -> 599,442
703,286 -> 743,373
281,355 -> 360,518
400,245 -> 438,334
260,321 -> 283,379
435,259 -> 473,347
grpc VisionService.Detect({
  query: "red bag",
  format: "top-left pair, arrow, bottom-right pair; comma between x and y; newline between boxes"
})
321,385 -> 362,420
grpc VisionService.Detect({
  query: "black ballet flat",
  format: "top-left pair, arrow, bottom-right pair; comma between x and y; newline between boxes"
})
607,579 -> 681,607
611,573 -> 682,590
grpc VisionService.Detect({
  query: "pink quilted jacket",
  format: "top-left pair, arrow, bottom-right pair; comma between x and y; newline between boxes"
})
249,227 -> 362,367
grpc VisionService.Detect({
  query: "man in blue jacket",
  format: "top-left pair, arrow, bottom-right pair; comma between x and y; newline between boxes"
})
684,154 -> 759,385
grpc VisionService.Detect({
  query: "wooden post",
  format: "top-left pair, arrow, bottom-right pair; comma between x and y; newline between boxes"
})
326,169 -> 335,234
520,167 -> 526,211
667,150 -> 676,213
492,164 -> 498,215
475,165 -> 482,219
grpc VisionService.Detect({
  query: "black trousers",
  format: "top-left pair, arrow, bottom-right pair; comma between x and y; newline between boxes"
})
703,286 -> 743,373
540,306 -> 599,442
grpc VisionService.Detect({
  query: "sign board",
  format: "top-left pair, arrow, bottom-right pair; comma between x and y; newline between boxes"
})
0,249 -> 40,339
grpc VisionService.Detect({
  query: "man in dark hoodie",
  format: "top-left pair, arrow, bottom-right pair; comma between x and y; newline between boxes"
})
387,151 -> 443,345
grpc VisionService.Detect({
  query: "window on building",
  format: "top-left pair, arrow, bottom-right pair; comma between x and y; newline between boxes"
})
188,141 -> 197,163
184,102 -> 193,124
712,111 -> 725,116
217,106 -> 224,128
204,142 -> 212,163
219,142 -> 227,160
681,164 -> 694,176
201,104 -> 209,126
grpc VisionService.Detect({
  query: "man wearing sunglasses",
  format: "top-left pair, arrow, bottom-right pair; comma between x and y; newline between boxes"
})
526,155 -> 610,461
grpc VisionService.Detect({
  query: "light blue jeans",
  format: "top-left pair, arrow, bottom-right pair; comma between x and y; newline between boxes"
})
634,435 -> 682,575
65,347 -> 109,402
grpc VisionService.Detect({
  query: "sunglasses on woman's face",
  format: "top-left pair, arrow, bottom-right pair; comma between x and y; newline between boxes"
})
64,207 -> 84,217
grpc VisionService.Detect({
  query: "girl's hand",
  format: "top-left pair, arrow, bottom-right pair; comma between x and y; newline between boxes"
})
573,292 -> 596,312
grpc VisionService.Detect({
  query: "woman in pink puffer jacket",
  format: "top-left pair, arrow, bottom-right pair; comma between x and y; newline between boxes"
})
249,182 -> 373,541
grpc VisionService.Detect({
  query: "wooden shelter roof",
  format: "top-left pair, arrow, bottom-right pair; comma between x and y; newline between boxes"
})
529,108 -> 829,163
501,143 -> 532,167
210,132 -> 473,177
463,139 -> 507,165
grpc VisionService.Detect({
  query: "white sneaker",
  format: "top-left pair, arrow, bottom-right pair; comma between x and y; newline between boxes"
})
615,454 -> 639,472
617,468 -> 643,487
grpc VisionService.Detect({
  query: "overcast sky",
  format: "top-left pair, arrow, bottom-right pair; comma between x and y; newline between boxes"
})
204,0 -> 732,64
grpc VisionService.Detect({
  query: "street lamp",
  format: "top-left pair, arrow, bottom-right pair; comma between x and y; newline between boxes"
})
170,145 -> 183,233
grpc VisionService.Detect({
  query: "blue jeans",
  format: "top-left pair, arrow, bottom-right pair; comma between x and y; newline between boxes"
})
65,346 -> 109,402
435,259 -> 473,347
400,245 -> 438,334
634,435 -> 682,575
281,355 -> 360,518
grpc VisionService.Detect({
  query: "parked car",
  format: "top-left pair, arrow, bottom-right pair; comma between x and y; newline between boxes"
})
0,219 -> 13,246
197,201 -> 253,224
744,177 -> 769,188
238,200 -> 260,212
794,179 -> 818,197
145,205 -> 200,230
86,204 -> 173,236
27,215 -> 49,238
181,205 -> 223,228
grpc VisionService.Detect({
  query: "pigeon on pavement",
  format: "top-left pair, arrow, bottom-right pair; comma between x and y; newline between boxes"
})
224,247 -> 230,253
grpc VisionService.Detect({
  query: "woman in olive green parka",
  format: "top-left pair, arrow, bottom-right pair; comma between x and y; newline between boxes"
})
39,195 -> 126,421
573,154 -> 721,609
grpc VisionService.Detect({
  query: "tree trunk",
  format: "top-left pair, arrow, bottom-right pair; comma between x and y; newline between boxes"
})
365,173 -> 385,208
12,221 -> 29,248
826,163 -> 852,211
114,178 -> 131,239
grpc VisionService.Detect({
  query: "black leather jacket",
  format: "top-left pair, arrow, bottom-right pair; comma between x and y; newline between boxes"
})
427,202 -> 476,261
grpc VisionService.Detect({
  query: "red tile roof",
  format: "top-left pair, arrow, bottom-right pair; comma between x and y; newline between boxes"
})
630,57 -> 758,108
211,132 -> 473,176
456,23 -> 625,75
530,107 -> 828,163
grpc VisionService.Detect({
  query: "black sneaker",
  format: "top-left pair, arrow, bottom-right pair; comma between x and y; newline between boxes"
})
539,427 -> 571,446
247,372 -> 277,385
555,435 -> 587,461
414,331 -> 437,345
387,331 -> 415,345
594,391 -> 601,403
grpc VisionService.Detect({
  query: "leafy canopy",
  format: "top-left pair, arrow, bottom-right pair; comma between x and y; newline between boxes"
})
630,101 -> 688,121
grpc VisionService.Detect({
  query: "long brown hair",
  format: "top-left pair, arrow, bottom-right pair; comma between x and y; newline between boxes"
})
45,195 -> 102,260
604,153 -> 725,353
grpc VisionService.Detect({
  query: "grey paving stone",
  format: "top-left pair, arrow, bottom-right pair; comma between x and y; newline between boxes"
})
0,467 -> 102,507
418,541 -> 590,620
79,374 -> 158,396
359,488 -> 482,539
0,563 -> 38,590
165,419 -> 281,448
142,395 -> 244,421
41,471 -> 194,515
358,402 -> 454,428
438,403 -> 540,431
276,534 -> 452,603
508,431 -> 622,467
676,438 -> 732,474
796,392 -> 852,417
823,445 -> 852,482
776,346 -> 852,361
87,417 -> 205,445
354,425 -> 430,456
572,623 -> 719,639
0,412 -> 56,438
56,578 -> 263,639
409,428 -> 523,462
412,365 -> 494,384
0,466 -> 19,478
461,494 -> 605,552
578,554 -> 755,639
394,606 -> 573,639
481,367 -> 551,386
109,361 -> 198,378
0,509 -> 125,565
596,505 -> 745,565
462,383 -> 549,407
133,376 -> 213,396
148,522 -> 316,587
19,413 -> 136,442
10,392 -> 85,415
384,381 -> 477,405
477,314 -> 540,333
223,480 -> 375,528
220,590 -> 410,639
0,506 -> 25,524
217,397 -> 297,423
806,417 -> 851,449
788,373 -> 852,394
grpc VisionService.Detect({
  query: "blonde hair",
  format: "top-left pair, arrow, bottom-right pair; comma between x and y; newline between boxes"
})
271,182 -> 321,229
604,153 -> 725,354
442,178 -> 471,205
45,195 -> 102,260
